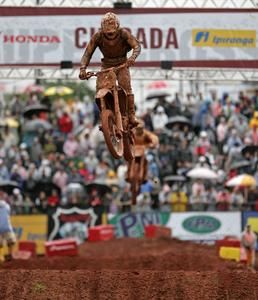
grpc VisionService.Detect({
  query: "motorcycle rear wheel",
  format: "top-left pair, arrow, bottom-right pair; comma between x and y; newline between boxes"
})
123,130 -> 135,162
131,160 -> 141,205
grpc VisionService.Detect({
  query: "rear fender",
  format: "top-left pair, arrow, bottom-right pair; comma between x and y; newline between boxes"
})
134,145 -> 145,157
96,88 -> 112,100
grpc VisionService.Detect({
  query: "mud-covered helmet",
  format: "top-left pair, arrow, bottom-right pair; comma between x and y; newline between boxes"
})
137,119 -> 145,129
135,119 -> 145,134
101,12 -> 120,39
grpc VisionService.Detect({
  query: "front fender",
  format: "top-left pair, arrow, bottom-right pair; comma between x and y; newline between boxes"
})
96,88 -> 112,99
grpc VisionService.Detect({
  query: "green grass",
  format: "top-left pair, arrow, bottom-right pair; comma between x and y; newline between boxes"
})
31,281 -> 47,294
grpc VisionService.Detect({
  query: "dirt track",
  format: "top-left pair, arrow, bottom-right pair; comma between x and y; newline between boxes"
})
1,237 -> 258,299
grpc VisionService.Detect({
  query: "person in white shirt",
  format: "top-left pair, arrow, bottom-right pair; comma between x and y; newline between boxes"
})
241,224 -> 257,270
152,106 -> 168,132
0,191 -> 16,261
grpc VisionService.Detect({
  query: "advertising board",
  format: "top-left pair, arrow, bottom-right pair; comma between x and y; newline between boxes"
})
167,212 -> 242,241
0,7 -> 257,68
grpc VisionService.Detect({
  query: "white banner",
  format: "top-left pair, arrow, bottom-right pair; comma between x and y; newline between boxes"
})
167,212 -> 241,241
0,9 -> 257,67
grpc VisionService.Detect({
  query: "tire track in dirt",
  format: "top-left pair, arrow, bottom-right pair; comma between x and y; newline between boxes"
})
1,270 -> 258,299
1,238 -> 258,299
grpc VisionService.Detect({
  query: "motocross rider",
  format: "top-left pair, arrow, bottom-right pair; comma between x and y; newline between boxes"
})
79,12 -> 141,127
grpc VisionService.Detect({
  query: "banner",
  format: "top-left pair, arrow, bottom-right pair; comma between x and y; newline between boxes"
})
167,212 -> 241,241
11,215 -> 47,255
48,206 -> 97,243
108,211 -> 170,237
0,8 -> 257,68
242,211 -> 258,250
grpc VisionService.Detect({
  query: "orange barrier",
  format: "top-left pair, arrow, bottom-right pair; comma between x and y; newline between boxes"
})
219,247 -> 240,261
88,225 -> 115,242
144,225 -> 172,238
45,238 -> 78,257
18,241 -> 37,257
216,237 -> 240,254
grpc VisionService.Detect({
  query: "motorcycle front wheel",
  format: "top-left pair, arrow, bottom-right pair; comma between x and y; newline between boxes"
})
101,109 -> 123,159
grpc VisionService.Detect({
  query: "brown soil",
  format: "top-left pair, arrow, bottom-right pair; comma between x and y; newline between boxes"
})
0,237 -> 258,300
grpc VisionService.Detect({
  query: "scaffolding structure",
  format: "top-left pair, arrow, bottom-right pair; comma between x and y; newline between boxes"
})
0,0 -> 257,81
1,67 -> 258,82
0,0 -> 257,8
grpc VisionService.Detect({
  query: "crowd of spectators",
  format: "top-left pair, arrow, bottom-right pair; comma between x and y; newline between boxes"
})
0,86 -> 257,215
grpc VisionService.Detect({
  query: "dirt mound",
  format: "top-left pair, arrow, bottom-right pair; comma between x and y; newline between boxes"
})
1,237 -> 258,299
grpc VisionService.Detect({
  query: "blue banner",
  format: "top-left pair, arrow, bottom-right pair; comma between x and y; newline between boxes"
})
109,212 -> 170,238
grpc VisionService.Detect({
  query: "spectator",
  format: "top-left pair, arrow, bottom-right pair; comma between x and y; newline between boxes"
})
57,111 -> 73,135
9,164 -> 25,189
252,90 -> 258,111
84,150 -> 99,174
38,159 -> 52,182
152,106 -> 168,132
47,189 -> 60,208
222,96 -> 234,120
241,224 -> 257,270
120,184 -> 132,212
231,187 -> 245,211
169,185 -> 188,212
2,125 -> 17,149
216,116 -> 228,154
63,134 -> 79,158
0,190 -> 16,261
216,188 -> 231,211
35,191 -> 48,213
78,128 -> 93,156
142,108 -> 154,132
11,188 -> 24,214
0,158 -> 9,180
249,111 -> 258,129
195,131 -> 211,157
30,137 -> 43,164
159,183 -> 171,212
9,94 -> 24,117
52,166 -> 69,194
190,179 -> 206,211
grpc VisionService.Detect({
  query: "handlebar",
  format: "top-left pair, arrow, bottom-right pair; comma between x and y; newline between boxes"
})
83,63 -> 127,80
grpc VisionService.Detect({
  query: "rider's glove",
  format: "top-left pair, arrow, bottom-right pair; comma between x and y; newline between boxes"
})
126,57 -> 135,67
79,67 -> 87,80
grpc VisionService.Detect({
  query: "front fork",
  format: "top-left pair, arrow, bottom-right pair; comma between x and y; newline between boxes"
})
113,87 -> 123,136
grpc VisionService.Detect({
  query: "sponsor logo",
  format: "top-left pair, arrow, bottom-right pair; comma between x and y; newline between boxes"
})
49,207 -> 97,243
192,29 -> 256,48
183,216 -> 221,234
49,244 -> 76,252
2,34 -> 61,44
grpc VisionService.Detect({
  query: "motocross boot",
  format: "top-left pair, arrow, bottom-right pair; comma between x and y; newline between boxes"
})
128,94 -> 139,128
142,158 -> 148,183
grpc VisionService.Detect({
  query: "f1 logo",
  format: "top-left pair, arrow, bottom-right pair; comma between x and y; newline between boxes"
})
195,31 -> 209,43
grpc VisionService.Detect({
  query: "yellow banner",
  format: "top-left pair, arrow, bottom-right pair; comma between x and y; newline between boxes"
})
3,215 -> 47,255
247,217 -> 258,233
192,29 -> 256,48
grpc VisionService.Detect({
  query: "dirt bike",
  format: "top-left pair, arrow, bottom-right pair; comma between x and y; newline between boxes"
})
127,145 -> 146,205
85,64 -> 134,161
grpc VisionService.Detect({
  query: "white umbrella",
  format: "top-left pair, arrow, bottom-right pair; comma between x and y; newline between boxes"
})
187,167 -> 218,180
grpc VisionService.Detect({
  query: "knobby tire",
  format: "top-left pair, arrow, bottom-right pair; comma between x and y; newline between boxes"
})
101,110 -> 123,159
